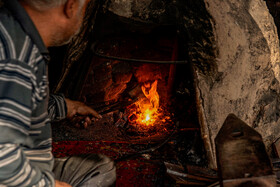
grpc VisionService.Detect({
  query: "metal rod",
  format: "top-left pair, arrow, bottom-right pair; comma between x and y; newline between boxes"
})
91,42 -> 188,64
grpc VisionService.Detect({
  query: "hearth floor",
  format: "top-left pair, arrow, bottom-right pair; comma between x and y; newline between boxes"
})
52,129 -> 210,186
52,141 -> 165,186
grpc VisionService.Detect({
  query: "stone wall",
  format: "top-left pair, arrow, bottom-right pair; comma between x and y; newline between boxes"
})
196,0 -> 280,167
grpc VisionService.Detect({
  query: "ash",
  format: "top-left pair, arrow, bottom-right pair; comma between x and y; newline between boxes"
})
52,108 -> 174,142
52,109 -> 207,168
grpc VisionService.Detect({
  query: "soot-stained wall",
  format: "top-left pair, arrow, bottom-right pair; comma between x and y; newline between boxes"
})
196,0 -> 280,168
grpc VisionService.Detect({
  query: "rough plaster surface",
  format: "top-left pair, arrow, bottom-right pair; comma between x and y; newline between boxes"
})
197,0 -> 280,167
107,0 -> 171,24
108,0 -> 134,18
108,0 -> 155,20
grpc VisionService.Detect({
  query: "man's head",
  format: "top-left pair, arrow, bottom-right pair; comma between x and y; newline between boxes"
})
20,0 -> 68,11
20,0 -> 88,47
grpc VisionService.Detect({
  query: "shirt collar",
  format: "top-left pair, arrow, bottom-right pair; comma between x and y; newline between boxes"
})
4,0 -> 49,58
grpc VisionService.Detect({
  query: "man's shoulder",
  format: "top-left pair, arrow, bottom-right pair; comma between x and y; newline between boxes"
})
0,6 -> 26,41
0,7 -> 42,65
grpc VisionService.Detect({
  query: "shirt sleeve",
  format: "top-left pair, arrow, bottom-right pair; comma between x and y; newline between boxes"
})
0,59 -> 54,186
48,94 -> 68,121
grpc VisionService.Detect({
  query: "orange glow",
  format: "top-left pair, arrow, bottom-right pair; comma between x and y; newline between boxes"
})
126,79 -> 173,133
145,114 -> 151,121
135,80 -> 160,126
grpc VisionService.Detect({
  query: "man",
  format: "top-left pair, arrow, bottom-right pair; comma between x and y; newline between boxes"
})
0,0 -> 116,186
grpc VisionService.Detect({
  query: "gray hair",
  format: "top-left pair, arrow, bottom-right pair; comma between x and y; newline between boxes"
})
21,0 -> 85,11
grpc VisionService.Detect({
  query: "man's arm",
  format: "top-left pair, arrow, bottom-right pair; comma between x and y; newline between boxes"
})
48,95 -> 102,128
0,58 -> 56,186
48,94 -> 68,121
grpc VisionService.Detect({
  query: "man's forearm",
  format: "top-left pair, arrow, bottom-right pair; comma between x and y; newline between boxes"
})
48,94 -> 67,121
0,143 -> 54,186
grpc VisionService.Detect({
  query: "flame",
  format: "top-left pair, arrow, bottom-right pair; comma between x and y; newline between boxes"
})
145,114 -> 151,121
135,80 -> 160,126
126,79 -> 172,133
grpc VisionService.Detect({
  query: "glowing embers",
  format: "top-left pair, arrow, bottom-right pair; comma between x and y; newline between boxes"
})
137,81 -> 159,126
126,80 -> 172,133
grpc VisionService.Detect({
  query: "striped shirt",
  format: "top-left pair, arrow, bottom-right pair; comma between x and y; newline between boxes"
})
0,0 -> 67,186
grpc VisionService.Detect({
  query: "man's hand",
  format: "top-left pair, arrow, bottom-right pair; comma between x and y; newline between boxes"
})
65,98 -> 102,128
55,180 -> 72,187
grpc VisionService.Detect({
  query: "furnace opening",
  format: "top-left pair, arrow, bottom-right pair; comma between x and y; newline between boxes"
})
49,0 -> 220,185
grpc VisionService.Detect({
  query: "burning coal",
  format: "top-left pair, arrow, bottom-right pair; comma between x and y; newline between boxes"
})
126,80 -> 172,132
135,80 -> 160,126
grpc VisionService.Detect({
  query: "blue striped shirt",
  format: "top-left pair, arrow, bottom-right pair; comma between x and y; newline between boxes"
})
0,1 -> 67,186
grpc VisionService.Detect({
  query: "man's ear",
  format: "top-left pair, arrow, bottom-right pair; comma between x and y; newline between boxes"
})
63,0 -> 78,18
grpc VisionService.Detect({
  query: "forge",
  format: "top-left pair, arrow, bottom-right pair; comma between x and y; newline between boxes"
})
49,0 -> 280,186
53,28 -> 194,137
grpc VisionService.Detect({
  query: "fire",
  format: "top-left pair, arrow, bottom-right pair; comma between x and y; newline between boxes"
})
126,79 -> 173,133
135,80 -> 160,126
145,114 -> 151,121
